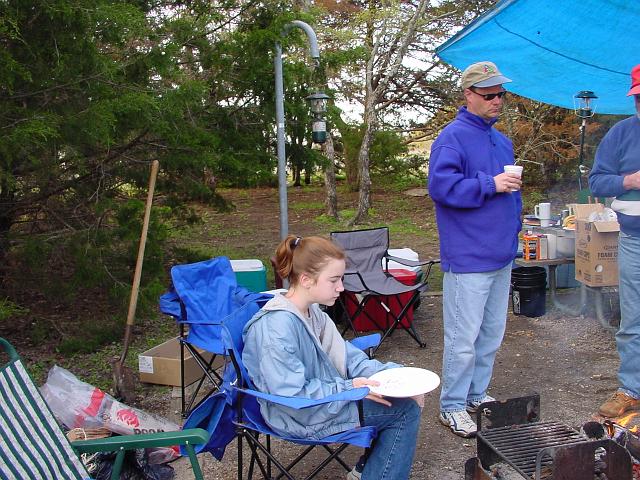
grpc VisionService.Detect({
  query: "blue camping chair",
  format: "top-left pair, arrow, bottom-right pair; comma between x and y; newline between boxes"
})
159,256 -> 253,417
181,292 -> 380,480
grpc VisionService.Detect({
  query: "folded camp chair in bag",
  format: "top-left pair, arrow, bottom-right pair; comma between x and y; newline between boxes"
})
159,256 -> 248,417
0,337 -> 209,480
216,297 -> 379,480
330,227 -> 440,353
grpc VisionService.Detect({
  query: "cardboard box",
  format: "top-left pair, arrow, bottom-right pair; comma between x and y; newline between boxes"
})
138,337 -> 222,387
573,204 -> 619,287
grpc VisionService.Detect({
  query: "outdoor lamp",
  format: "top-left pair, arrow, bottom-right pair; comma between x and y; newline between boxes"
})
573,90 -> 598,191
573,90 -> 598,118
306,92 -> 330,144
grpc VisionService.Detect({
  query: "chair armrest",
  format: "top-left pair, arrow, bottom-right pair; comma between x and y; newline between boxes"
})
385,255 -> 440,269
72,428 -> 209,480
234,386 -> 370,409
420,259 -> 441,280
342,270 -> 370,292
384,255 -> 426,268
70,428 -> 210,454
349,333 -> 381,352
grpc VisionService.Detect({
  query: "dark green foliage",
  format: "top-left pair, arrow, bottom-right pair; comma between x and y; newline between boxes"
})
0,0 -> 325,346
336,122 -> 413,188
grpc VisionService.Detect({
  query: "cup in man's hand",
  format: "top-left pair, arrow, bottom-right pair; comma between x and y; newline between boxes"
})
504,165 -> 523,178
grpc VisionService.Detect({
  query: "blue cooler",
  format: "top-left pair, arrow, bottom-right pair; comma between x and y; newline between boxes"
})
230,259 -> 267,292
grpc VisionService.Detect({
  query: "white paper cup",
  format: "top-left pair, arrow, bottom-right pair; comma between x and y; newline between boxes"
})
504,165 -> 523,177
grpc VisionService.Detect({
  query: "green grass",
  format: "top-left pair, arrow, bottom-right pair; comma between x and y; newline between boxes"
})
57,315 -> 123,356
313,209 -> 357,229
0,298 -> 29,321
289,200 -> 325,211
388,218 -> 424,236
374,175 -> 424,193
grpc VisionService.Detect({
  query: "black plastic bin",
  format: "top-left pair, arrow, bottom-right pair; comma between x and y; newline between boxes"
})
511,266 -> 547,317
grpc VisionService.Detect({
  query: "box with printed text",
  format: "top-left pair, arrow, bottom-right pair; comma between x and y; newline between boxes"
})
572,204 -> 619,287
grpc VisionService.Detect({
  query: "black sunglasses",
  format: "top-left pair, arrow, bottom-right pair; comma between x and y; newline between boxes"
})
469,87 -> 507,101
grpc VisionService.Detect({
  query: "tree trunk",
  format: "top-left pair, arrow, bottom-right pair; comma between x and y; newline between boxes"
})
350,10 -> 377,225
344,147 -> 360,192
350,112 -> 375,225
293,164 -> 301,187
0,184 -> 15,286
323,132 -> 339,219
304,157 -> 312,185
349,0 -> 430,224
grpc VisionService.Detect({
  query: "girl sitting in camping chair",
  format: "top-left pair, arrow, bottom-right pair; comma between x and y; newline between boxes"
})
242,235 -> 422,480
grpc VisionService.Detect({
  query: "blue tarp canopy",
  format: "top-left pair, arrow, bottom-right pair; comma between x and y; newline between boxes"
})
436,0 -> 640,115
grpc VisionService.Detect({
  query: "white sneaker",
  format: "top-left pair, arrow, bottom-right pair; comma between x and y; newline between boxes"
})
346,467 -> 362,480
466,394 -> 496,413
439,410 -> 477,438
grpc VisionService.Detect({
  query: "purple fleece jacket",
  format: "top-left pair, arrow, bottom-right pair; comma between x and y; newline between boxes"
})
428,107 -> 522,273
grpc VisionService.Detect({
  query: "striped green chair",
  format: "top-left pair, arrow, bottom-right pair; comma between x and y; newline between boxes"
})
0,337 -> 209,480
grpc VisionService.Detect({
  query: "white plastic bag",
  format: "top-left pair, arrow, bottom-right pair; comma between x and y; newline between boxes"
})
40,365 -> 180,436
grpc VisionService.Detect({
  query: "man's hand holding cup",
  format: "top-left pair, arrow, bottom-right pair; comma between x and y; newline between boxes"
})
496,164 -> 523,193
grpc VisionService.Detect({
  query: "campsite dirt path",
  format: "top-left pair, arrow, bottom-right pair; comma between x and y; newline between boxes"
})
150,187 -> 622,479
163,292 -> 620,479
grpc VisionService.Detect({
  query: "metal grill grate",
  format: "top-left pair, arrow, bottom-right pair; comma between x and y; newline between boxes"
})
477,420 -> 585,478
469,395 -> 633,480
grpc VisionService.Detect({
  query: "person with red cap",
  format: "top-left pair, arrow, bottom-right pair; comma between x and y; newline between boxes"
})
589,64 -> 640,418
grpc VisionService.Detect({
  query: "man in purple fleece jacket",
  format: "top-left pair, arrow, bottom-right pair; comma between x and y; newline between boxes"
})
428,61 -> 522,438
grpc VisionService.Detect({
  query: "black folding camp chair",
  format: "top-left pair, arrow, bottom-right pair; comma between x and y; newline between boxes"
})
330,227 -> 439,353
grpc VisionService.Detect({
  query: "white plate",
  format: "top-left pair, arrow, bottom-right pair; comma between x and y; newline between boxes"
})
367,367 -> 440,398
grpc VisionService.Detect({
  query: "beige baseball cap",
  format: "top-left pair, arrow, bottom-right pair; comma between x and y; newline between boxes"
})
461,61 -> 512,90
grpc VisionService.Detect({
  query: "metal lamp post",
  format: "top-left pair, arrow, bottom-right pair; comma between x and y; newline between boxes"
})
274,21 -> 321,241
573,90 -> 598,191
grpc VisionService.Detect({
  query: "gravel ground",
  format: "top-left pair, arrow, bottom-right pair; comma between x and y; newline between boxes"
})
150,288 -> 622,479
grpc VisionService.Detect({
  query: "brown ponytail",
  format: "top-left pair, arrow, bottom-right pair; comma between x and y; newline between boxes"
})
274,235 -> 345,286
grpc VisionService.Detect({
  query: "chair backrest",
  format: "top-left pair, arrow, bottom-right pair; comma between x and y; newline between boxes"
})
0,338 -> 90,480
181,293 -> 272,458
159,256 -> 254,353
219,294 -> 272,391
331,227 -> 390,275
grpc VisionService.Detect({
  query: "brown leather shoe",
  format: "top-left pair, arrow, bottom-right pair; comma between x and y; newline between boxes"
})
598,391 -> 640,417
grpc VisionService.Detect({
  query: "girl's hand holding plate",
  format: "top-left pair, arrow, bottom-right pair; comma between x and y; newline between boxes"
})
353,377 -> 392,406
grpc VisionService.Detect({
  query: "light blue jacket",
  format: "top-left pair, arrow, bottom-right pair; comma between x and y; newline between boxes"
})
242,294 -> 399,439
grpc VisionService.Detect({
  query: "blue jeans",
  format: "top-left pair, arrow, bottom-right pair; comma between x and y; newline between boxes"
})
439,264 -> 511,412
360,398 -> 421,480
617,232 -> 640,399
